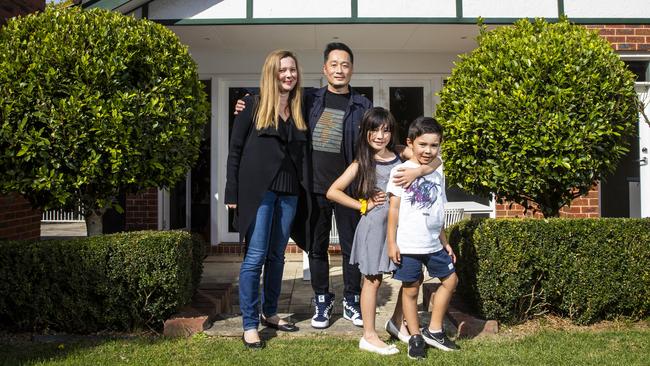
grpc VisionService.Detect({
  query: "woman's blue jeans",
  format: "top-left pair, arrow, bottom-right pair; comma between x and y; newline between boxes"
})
240,191 -> 298,331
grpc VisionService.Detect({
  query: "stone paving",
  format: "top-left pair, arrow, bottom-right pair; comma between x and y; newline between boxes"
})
202,254 -> 448,338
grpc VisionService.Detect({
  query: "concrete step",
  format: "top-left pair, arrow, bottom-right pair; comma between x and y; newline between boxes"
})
163,283 -> 233,337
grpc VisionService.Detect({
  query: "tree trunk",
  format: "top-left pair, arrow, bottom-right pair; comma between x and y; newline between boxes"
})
85,208 -> 106,237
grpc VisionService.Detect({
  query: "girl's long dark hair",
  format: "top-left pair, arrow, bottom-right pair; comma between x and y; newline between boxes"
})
355,107 -> 397,199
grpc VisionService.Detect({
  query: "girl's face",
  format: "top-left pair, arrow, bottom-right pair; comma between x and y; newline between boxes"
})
278,56 -> 298,93
367,123 -> 392,152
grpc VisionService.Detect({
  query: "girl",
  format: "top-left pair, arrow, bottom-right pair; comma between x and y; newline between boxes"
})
326,107 -> 441,355
225,50 -> 308,349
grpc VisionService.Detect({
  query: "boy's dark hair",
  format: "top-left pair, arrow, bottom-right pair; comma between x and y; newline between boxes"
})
324,42 -> 354,64
407,116 -> 443,141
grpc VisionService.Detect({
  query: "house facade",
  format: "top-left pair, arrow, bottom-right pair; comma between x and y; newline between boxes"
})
79,0 -> 650,247
0,0 -> 45,241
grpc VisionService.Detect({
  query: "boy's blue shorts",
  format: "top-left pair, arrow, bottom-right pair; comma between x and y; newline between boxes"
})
393,250 -> 455,283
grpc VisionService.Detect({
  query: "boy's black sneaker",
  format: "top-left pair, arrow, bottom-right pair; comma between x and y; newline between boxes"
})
421,327 -> 459,351
407,334 -> 426,360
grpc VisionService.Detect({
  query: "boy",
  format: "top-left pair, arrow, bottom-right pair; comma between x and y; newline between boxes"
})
386,117 -> 459,360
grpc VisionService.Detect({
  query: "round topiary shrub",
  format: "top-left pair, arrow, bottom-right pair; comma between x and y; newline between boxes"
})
436,18 -> 639,217
0,6 -> 209,234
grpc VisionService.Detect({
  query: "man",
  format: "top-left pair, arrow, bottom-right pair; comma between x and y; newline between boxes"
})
304,42 -> 370,329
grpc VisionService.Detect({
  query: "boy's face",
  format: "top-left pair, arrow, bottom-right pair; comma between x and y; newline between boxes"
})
407,133 -> 441,165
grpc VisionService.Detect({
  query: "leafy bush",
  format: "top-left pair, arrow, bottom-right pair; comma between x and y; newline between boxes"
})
0,6 -> 209,231
448,218 -> 650,325
437,19 -> 638,217
0,231 -> 205,333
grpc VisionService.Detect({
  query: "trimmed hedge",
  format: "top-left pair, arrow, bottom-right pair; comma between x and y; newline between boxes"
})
448,218 -> 650,325
0,231 -> 205,333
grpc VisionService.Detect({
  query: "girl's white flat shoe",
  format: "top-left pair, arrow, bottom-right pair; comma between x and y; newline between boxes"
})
359,337 -> 399,355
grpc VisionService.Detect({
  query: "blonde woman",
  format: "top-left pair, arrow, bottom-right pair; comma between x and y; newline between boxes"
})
225,50 -> 308,349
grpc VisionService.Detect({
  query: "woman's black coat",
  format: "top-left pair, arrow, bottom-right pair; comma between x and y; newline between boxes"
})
225,96 -> 309,245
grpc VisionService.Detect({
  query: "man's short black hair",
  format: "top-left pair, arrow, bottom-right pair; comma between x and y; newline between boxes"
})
324,42 -> 354,64
407,116 -> 443,141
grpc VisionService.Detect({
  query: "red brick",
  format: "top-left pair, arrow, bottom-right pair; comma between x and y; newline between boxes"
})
606,36 -> 627,43
581,206 -> 599,213
635,29 -> 650,35
616,28 -> 635,35
598,29 -> 616,35
626,36 -> 646,43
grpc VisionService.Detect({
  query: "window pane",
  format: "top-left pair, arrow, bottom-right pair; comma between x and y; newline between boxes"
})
389,87 -> 423,144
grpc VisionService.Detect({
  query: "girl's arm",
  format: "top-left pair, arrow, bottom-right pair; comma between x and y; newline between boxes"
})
326,162 -> 386,212
393,146 -> 442,188
387,195 -> 401,264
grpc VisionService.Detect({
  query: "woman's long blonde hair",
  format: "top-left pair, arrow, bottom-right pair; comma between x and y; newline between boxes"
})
255,50 -> 307,131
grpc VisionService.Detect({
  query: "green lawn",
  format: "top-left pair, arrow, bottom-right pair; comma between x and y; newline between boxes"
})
1,328 -> 649,366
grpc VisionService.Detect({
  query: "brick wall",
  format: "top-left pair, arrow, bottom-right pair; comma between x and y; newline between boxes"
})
0,0 -> 45,27
125,188 -> 158,231
588,25 -> 650,51
0,193 -> 41,240
0,1 -> 46,241
495,186 -> 600,218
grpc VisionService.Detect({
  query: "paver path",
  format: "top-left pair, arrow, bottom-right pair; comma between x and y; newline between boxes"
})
203,254 -> 447,337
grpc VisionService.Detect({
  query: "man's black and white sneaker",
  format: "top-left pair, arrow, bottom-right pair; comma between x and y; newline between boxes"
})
342,295 -> 363,327
407,334 -> 426,360
311,293 -> 335,329
421,327 -> 459,351
385,319 -> 410,343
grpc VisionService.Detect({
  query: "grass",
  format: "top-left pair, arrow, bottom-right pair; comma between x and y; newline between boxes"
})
1,325 -> 649,366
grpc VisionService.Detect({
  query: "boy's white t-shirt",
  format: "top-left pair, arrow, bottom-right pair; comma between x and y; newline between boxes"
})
386,160 -> 447,254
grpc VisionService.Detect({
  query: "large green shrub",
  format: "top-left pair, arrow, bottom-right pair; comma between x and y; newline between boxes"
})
0,231 -> 205,333
437,19 -> 638,217
448,218 -> 650,325
0,6 -> 209,234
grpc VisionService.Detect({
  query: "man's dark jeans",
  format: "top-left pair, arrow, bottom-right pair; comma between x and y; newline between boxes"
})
308,194 -> 361,299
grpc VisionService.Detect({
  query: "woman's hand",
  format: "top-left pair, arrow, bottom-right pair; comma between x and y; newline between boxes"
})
367,191 -> 387,212
227,204 -> 237,209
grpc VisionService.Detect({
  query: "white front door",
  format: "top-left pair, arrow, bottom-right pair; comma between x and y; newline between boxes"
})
638,84 -> 650,217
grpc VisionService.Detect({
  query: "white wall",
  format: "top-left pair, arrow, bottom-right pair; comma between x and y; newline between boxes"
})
253,0 -> 351,18
565,0 -> 650,18
149,0 -> 246,20
358,0 -> 456,18
189,48 -> 459,75
463,0 -> 557,18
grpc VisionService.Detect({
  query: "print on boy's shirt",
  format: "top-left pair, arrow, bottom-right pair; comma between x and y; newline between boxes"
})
405,177 -> 440,210
312,107 -> 344,153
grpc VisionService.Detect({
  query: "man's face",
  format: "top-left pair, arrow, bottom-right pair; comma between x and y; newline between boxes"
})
323,49 -> 353,92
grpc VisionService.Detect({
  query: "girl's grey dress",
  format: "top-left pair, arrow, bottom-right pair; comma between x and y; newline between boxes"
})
350,155 -> 401,276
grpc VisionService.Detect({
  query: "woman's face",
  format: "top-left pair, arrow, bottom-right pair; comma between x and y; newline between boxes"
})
278,57 -> 298,93
367,123 -> 392,151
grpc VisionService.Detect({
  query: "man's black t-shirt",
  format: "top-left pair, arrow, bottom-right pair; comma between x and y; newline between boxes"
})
311,91 -> 350,194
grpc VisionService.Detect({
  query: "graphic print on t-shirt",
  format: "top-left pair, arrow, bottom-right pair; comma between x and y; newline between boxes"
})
406,177 -> 440,210
312,107 -> 344,153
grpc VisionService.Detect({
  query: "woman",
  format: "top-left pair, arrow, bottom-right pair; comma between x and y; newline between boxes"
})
225,50 -> 308,349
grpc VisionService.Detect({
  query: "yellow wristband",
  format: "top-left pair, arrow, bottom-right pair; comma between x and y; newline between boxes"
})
359,199 -> 368,215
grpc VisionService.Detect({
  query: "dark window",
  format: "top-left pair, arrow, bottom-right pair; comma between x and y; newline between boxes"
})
624,61 -> 649,82
389,87 -> 424,144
